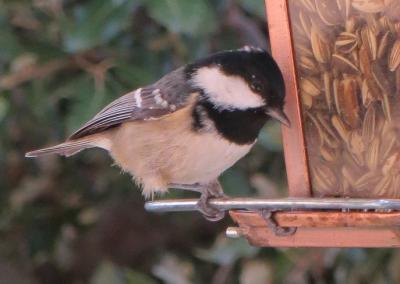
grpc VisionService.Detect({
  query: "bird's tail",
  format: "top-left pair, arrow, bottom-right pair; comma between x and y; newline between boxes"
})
25,139 -> 95,158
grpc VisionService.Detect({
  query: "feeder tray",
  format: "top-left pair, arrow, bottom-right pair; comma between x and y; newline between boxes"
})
146,0 -> 400,247
146,198 -> 400,247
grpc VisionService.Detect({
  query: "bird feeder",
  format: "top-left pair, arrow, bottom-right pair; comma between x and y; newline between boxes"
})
146,0 -> 400,247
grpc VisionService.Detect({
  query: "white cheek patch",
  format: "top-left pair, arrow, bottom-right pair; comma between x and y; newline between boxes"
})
192,66 -> 265,110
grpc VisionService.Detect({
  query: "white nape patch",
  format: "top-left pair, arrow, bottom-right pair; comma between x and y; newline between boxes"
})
191,66 -> 265,110
134,88 -> 142,107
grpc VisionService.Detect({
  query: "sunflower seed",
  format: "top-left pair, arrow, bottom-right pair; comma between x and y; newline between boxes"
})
352,0 -> 386,13
311,163 -> 337,194
354,171 -> 382,192
388,40 -> 400,72
332,54 -> 360,74
335,32 -> 359,53
315,0 -> 343,26
382,152 -> 399,175
311,26 -> 331,64
300,77 -> 322,96
362,104 -> 377,143
374,174 -> 393,196
331,115 -> 350,142
302,93 -> 313,109
377,31 -> 391,59
361,26 -> 378,60
338,78 -> 361,128
298,0 -> 317,12
298,55 -> 320,75
365,137 -> 380,171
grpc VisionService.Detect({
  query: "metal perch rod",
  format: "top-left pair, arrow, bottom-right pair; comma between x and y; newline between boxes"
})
145,198 -> 400,212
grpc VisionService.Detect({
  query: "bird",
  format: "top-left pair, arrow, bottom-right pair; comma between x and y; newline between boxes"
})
26,46 -> 290,221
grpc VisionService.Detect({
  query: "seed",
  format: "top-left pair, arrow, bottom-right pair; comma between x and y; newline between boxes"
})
365,14 -> 382,35
345,17 -> 358,33
396,68 -> 400,95
335,32 -> 359,53
298,0 -> 317,12
315,0 -> 343,26
361,26 -> 377,60
307,112 -> 325,145
298,56 -> 320,75
380,126 -> 397,161
377,31 -> 391,59
354,171 -> 382,192
388,40 -> 400,72
299,11 -> 312,39
311,163 -> 337,194
302,93 -> 313,109
300,77 -> 322,97
359,45 -> 372,78
381,93 -> 392,122
338,78 -> 361,128
322,72 -> 332,110
320,144 -> 337,162
365,137 -> 380,171
379,15 -> 396,33
296,44 -> 314,58
371,61 -> 393,95
341,165 -> 358,187
333,78 -> 341,115
384,0 -> 400,22
375,174 -> 393,196
336,0 -> 351,19
348,130 -> 366,166
316,113 -> 340,147
362,104 -> 377,143
352,0 -> 386,13
311,26 -> 331,64
332,115 -> 349,142
348,130 -> 365,154
361,79 -> 376,107
382,152 -> 399,175
332,54 -> 360,74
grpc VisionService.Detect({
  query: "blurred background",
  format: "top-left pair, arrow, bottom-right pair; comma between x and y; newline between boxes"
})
1,0 -> 399,283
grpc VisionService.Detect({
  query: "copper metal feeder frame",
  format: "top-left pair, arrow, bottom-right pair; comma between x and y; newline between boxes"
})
145,0 -> 400,248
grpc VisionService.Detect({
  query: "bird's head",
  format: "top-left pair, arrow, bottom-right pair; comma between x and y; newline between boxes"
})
186,46 -> 290,127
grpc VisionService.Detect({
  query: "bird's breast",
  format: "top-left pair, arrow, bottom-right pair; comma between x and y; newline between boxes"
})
109,105 -> 255,186
168,132 -> 254,184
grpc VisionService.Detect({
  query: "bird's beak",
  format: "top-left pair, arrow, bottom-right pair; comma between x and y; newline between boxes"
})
265,107 -> 291,127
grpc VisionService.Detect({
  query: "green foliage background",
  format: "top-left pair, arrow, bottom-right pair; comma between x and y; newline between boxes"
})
0,0 -> 399,283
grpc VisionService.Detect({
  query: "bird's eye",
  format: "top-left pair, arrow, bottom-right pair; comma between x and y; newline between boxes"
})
250,81 -> 263,93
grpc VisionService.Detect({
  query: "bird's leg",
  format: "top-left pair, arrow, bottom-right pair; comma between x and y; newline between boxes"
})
260,209 -> 297,236
169,180 -> 226,221
168,183 -> 203,193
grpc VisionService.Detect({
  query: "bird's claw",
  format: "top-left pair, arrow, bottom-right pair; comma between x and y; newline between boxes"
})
169,180 -> 226,221
260,209 -> 297,236
196,181 -> 226,222
196,198 -> 225,221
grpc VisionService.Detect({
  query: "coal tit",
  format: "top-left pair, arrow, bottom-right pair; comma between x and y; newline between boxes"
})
26,46 -> 289,221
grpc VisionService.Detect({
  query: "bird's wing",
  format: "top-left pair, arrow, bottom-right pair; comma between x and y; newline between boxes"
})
69,67 -> 194,140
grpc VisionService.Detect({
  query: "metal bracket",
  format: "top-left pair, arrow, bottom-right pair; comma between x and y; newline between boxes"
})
260,209 -> 297,236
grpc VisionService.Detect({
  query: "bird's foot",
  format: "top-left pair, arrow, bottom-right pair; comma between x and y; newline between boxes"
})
260,209 -> 296,236
169,181 -> 226,221
197,182 -> 226,221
